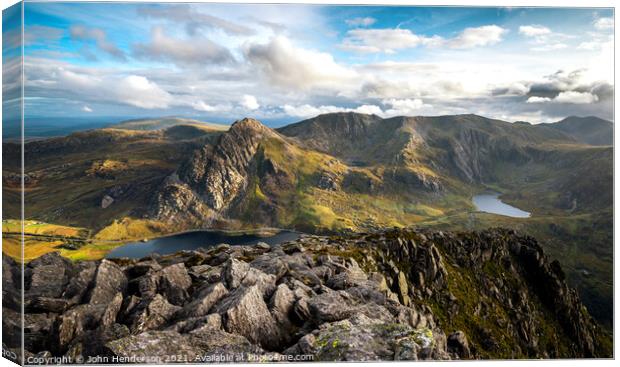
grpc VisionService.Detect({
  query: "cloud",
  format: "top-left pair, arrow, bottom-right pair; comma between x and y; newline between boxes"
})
594,17 -> 613,31
340,28 -> 442,53
25,25 -> 64,45
345,17 -> 376,27
341,25 -> 506,53
70,25 -> 126,60
190,101 -> 231,112
447,25 -> 507,49
134,27 -> 235,66
82,105 -> 93,112
138,4 -> 254,36
519,25 -> 551,37
382,98 -> 432,116
526,96 -> 551,103
553,91 -> 599,104
244,36 -> 358,91
527,90 -> 599,105
282,104 -> 382,118
241,95 -> 259,110
49,68 -> 173,109
530,43 -> 568,52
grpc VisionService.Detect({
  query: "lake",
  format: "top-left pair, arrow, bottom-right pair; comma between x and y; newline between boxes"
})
472,193 -> 531,218
105,230 -> 301,259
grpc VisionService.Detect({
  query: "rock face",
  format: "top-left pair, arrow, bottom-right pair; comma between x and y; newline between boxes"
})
3,228 -> 610,363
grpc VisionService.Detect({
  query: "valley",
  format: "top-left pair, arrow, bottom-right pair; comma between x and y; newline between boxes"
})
1,113 -> 613,328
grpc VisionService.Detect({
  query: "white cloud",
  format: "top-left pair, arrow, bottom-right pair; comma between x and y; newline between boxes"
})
382,98 -> 432,116
244,36 -> 358,91
519,25 -> 551,37
531,43 -> 568,52
134,27 -> 234,66
241,94 -> 260,110
138,4 -> 254,36
447,25 -> 507,49
51,68 -> 173,109
526,96 -> 552,103
594,17 -> 613,31
526,91 -> 598,104
82,105 -> 93,112
341,25 -> 507,54
345,17 -> 376,27
341,28 -> 442,54
282,104 -> 382,118
70,25 -> 126,60
554,91 -> 598,104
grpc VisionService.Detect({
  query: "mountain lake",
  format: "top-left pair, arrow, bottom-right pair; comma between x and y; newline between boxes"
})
105,229 -> 301,259
472,193 -> 531,218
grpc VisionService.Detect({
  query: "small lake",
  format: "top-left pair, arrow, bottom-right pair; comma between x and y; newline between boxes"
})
105,230 -> 301,259
472,193 -> 531,218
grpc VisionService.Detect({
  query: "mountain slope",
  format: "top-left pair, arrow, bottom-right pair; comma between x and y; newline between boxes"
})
3,228 -> 610,362
543,116 -> 613,146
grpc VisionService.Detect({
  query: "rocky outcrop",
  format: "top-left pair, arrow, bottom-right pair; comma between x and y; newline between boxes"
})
179,118 -> 281,211
4,228 -> 610,363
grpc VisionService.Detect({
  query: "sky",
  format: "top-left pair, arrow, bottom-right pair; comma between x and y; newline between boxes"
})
3,2 -> 615,126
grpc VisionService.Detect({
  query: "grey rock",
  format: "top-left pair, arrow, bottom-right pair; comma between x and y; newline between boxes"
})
89,260 -> 127,305
180,282 -> 228,318
223,258 -> 250,289
213,285 -> 280,350
159,263 -> 192,305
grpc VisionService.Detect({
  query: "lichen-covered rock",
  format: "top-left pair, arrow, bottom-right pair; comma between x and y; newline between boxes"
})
213,285 -> 280,350
180,282 -> 228,318
292,313 -> 437,361
7,227 -> 610,362
88,260 -> 127,305
159,263 -> 192,305
105,331 -> 199,362
127,294 -> 181,333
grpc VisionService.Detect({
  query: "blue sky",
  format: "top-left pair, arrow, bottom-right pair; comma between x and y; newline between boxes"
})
4,2 -> 614,125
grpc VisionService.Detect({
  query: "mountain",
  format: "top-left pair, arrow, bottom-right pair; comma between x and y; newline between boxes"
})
2,227 -> 611,362
543,116 -> 613,146
2,112 -> 613,328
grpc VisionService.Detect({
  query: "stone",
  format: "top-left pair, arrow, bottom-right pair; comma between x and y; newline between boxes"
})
101,292 -> 124,327
307,291 -> 357,323
159,263 -> 192,305
105,331 -> 199,362
213,285 -> 280,350
128,294 -> 181,333
180,282 -> 228,318
222,258 -> 250,289
89,260 -> 127,305
58,304 -> 105,351
249,254 -> 288,280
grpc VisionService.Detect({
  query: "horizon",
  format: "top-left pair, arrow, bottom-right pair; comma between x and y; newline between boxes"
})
2,111 -> 612,140
1,4 -> 613,126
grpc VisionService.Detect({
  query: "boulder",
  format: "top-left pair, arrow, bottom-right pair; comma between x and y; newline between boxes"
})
127,294 -> 181,333
179,282 -> 228,318
307,291 -> 357,323
105,331 -> 199,362
88,260 -> 127,305
159,263 -> 192,305
213,285 -> 280,350
222,258 -> 249,289
57,304 -> 105,351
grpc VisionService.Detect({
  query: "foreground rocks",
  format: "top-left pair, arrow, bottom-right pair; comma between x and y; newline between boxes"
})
2,228 -> 611,363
